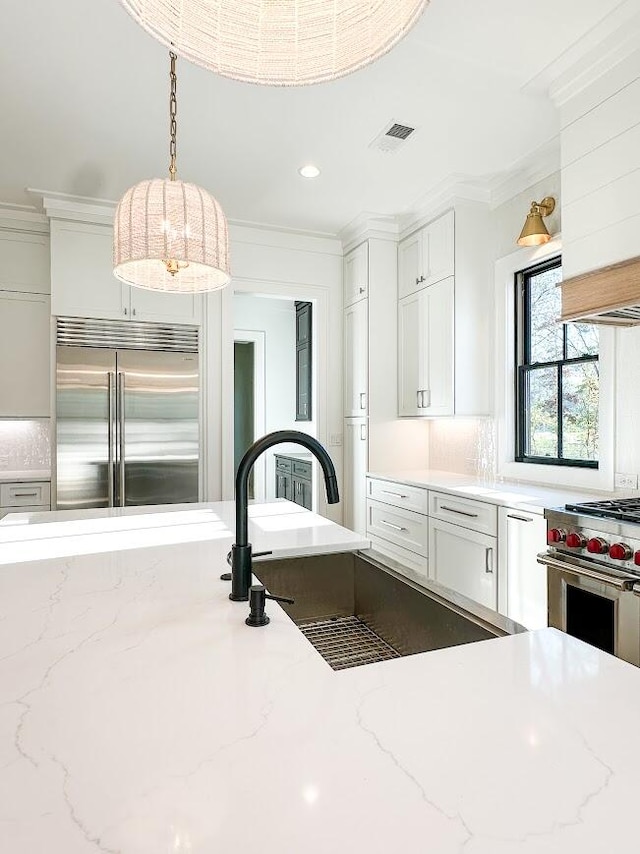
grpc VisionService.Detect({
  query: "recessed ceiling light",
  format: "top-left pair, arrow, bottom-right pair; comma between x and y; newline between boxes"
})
299,165 -> 321,179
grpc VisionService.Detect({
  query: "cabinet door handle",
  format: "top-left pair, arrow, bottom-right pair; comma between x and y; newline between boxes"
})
415,277 -> 420,286
506,514 -> 533,523
360,392 -> 367,410
132,308 -> 137,317
418,275 -> 425,283
380,520 -> 407,532
360,424 -> 367,441
421,389 -> 431,408
123,307 -> 128,316
11,491 -> 39,498
440,505 -> 479,518
485,547 -> 493,574
417,390 -> 422,409
381,490 -> 407,499
359,286 -> 365,294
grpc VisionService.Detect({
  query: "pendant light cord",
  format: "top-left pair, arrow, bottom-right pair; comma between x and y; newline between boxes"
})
169,51 -> 177,180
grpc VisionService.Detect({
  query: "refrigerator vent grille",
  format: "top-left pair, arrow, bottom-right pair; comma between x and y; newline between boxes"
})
57,318 -> 198,353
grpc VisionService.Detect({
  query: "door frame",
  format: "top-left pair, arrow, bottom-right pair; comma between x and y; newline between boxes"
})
233,329 -> 266,500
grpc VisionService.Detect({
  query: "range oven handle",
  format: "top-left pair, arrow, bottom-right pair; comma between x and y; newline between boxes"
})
537,553 -> 637,591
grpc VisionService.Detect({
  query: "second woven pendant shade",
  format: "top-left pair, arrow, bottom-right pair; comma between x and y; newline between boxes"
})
120,0 -> 430,86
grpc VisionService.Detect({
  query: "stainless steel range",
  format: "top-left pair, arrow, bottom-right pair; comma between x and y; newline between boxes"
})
539,499 -> 640,666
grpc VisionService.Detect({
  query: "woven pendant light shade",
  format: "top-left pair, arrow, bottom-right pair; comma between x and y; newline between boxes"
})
113,179 -> 231,293
120,0 -> 430,86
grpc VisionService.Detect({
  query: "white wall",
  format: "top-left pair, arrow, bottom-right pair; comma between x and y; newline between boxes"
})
234,294 -> 300,500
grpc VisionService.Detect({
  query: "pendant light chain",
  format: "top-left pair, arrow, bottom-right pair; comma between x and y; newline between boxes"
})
169,51 -> 178,180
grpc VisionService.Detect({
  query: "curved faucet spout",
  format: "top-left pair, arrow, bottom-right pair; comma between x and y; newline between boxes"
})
231,430 -> 339,601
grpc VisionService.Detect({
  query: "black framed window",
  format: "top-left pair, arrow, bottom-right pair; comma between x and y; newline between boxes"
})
515,257 -> 599,468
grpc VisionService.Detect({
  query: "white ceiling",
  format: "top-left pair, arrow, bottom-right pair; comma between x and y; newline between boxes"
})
0,0 -> 627,234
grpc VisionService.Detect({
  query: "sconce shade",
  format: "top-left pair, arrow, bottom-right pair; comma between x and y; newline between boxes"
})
119,0 -> 430,86
517,197 -> 556,247
113,178 -> 231,293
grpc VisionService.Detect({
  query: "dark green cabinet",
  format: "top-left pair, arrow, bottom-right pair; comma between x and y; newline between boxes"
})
275,454 -> 312,510
295,301 -> 312,421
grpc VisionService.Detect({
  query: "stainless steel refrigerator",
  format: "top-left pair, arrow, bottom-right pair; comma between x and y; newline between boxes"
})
56,318 -> 199,510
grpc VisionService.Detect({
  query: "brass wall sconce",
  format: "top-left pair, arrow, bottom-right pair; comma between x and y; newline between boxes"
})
517,197 -> 556,247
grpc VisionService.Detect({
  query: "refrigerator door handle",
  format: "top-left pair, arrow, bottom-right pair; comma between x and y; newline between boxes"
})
107,371 -> 116,507
117,371 -> 126,507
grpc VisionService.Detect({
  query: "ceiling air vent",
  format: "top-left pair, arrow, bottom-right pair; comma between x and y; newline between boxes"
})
369,121 -> 417,153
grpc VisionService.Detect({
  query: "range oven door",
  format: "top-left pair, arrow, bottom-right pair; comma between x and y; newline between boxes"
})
538,552 -> 640,666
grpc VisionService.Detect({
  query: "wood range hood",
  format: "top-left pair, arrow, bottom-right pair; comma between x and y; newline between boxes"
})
561,255 -> 640,326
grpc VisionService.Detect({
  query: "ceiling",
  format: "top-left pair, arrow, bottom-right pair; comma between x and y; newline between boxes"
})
0,0 -> 627,234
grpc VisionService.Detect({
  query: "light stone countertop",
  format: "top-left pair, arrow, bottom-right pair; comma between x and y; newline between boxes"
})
1,501 -> 639,853
0,469 -> 51,483
367,468 -> 618,512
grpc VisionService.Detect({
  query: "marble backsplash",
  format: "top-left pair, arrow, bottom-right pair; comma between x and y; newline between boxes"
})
0,420 -> 51,471
429,418 -> 496,480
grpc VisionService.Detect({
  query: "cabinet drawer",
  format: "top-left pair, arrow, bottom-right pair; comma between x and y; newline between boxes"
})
292,460 -> 311,479
0,504 -> 49,520
0,481 -> 50,507
429,490 -> 496,536
367,534 -> 429,587
367,499 -> 428,558
275,457 -> 292,474
367,478 -> 429,514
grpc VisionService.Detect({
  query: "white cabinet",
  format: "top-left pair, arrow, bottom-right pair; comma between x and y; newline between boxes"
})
429,516 -> 497,610
398,210 -> 454,299
0,480 -> 51,520
50,220 -> 201,324
0,230 -> 50,294
344,242 -> 368,306
0,292 -> 51,417
344,297 -> 368,416
343,418 -> 368,535
498,507 -> 548,630
398,277 -> 454,416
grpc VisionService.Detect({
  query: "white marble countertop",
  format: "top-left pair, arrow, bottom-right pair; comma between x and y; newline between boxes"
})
1,502 -> 639,852
0,469 -> 51,484
367,468 -> 616,512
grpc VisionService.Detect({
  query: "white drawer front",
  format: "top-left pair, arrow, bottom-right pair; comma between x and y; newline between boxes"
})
0,481 -> 50,507
429,490 -> 497,536
0,504 -> 49,520
367,499 -> 429,557
367,534 -> 429,586
367,478 -> 429,514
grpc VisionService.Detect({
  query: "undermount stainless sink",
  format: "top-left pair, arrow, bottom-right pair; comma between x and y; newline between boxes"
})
254,552 -> 504,670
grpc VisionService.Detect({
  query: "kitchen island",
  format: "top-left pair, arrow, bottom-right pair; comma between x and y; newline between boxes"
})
0,501 -> 638,853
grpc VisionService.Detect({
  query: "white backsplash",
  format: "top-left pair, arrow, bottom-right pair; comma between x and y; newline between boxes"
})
0,420 -> 51,471
429,418 -> 496,480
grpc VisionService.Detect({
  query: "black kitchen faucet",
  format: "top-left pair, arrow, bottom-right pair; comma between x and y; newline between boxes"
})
229,430 -> 340,602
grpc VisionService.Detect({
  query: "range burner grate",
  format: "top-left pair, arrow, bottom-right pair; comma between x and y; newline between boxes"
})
298,615 -> 400,671
565,498 -> 640,523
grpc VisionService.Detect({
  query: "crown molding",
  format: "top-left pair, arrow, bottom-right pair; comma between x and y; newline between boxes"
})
0,202 -> 49,233
396,174 -> 491,237
488,138 -> 560,209
339,212 -> 399,253
29,188 -> 116,226
523,1 -> 640,106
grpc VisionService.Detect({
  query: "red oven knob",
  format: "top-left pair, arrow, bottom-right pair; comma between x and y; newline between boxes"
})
587,537 -> 609,555
566,532 -> 586,549
635,551 -> 640,567
547,528 -> 567,544
609,543 -> 633,561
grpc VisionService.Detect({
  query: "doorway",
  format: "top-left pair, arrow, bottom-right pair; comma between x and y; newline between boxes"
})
233,329 -> 266,500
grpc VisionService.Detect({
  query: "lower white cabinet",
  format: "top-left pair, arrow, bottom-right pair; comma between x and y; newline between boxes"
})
0,292 -> 51,417
498,507 -> 548,630
0,480 -> 51,520
343,418 -> 368,535
368,499 -> 429,557
428,516 -> 497,610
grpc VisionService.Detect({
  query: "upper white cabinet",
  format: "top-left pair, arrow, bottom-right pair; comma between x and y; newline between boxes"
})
498,507 -> 548,630
344,242 -> 369,306
344,297 -> 368,416
0,230 -> 50,294
398,210 -> 454,299
397,204 -> 490,417
50,220 -> 201,325
0,292 -> 51,417
398,277 -> 454,416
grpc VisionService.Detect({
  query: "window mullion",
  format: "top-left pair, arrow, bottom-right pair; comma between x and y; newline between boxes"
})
557,364 -> 563,460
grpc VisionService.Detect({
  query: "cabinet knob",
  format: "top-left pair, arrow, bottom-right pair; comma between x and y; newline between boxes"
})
123,307 -> 128,316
